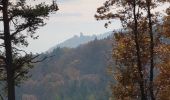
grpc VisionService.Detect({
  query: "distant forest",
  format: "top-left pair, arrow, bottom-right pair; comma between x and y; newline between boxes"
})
16,37 -> 113,100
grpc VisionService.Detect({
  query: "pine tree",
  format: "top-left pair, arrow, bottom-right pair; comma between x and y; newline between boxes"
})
0,0 -> 58,100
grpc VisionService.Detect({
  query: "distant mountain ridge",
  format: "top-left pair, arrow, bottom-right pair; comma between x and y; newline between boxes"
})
48,32 -> 113,52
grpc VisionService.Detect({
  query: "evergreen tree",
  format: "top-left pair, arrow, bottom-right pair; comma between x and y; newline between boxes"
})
0,0 -> 58,100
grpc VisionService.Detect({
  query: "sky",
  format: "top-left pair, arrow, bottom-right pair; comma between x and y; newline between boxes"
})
24,0 -> 169,53
25,0 -> 122,53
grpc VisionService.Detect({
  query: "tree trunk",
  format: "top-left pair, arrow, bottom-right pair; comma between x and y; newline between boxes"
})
6,71 -> 15,100
2,0 -> 15,100
146,0 -> 155,100
133,0 -> 147,100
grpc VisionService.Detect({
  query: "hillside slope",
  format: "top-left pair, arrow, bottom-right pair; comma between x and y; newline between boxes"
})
16,37 -> 114,100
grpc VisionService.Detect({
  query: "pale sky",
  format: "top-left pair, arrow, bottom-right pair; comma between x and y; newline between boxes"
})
25,0 -> 169,53
25,0 -> 122,53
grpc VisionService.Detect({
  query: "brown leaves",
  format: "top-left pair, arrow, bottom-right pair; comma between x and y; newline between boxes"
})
96,0 -> 170,99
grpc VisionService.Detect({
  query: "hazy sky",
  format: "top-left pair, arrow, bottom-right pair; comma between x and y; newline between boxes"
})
25,0 -> 122,53
11,0 -> 169,53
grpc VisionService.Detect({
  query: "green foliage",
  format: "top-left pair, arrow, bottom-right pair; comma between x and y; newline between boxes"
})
0,0 -> 58,99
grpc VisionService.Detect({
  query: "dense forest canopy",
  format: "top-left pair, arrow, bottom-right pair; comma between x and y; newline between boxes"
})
16,37 -> 113,100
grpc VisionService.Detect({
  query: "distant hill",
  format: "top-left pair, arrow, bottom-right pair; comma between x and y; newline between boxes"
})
48,32 -> 113,52
16,36 -> 114,100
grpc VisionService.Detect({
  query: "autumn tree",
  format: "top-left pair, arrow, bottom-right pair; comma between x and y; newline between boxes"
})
95,0 -> 148,99
141,1 -> 169,99
0,0 -> 58,100
153,7 -> 170,100
96,0 -> 170,100
144,0 -> 158,99
110,18 -> 152,100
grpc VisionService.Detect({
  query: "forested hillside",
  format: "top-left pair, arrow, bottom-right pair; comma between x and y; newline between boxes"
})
16,36 -> 114,100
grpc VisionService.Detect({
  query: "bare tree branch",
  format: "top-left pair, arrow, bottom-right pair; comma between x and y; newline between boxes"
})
30,55 -> 54,63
